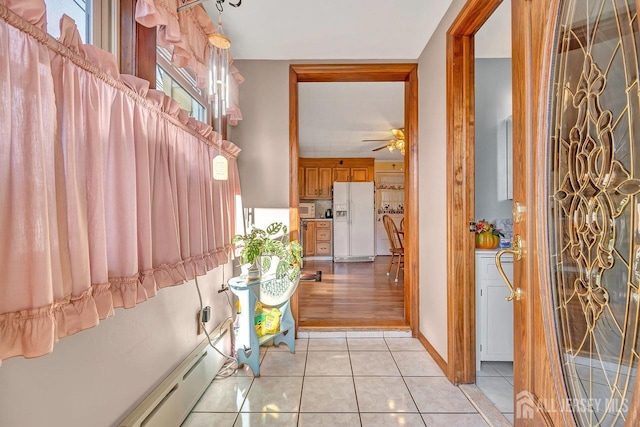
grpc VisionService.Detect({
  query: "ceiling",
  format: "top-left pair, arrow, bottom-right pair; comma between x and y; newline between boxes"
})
203,0 -> 454,60
299,82 -> 404,161
204,0 -> 510,161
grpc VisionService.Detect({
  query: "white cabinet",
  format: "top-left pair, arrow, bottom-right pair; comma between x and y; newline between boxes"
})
476,250 -> 514,370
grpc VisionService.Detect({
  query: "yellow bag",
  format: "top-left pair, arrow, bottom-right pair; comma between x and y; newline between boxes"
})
253,302 -> 281,337
263,306 -> 282,335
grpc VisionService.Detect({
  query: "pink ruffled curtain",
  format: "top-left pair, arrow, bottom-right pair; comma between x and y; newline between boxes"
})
0,2 -> 242,364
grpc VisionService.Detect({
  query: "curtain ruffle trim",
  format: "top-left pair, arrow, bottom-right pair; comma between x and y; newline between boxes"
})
0,246 -> 234,363
0,3 -> 240,159
136,0 -> 214,89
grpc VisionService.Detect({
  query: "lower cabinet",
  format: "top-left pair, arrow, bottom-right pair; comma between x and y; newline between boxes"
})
315,221 -> 332,256
302,220 -> 333,258
303,221 -> 316,256
476,250 -> 514,370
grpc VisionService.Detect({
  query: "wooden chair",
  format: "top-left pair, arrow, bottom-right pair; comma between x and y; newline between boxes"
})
382,214 -> 404,282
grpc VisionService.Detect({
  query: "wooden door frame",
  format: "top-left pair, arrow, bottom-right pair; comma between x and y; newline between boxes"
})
445,0 -> 504,385
289,64 -> 419,335
446,0 -> 579,423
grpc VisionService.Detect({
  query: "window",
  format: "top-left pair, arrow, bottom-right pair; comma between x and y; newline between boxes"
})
46,0 -> 90,41
44,0 -> 118,54
156,47 -> 211,124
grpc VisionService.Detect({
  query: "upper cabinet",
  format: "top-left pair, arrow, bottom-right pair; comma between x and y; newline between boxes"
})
299,158 -> 374,200
304,167 -> 332,199
333,166 -> 370,182
333,167 -> 350,182
351,167 -> 369,182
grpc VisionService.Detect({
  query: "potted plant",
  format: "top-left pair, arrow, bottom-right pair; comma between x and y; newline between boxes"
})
231,222 -> 303,281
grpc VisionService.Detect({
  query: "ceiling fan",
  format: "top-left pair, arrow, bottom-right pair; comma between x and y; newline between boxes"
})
363,128 -> 405,155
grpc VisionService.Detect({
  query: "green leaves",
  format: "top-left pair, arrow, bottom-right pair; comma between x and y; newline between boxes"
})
231,222 -> 303,279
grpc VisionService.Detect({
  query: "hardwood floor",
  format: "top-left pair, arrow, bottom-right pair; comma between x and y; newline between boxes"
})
298,257 -> 408,330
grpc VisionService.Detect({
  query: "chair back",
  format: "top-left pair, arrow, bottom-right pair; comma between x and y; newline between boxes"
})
382,215 -> 404,251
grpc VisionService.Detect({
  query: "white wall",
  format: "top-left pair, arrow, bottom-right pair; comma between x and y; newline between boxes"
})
475,58 -> 513,221
0,264 -> 234,427
417,0 -> 468,363
230,61 -> 291,208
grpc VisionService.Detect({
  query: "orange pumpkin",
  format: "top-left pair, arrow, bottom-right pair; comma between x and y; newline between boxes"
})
476,231 -> 500,249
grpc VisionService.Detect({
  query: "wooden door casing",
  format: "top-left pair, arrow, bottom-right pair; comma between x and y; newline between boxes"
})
298,167 -> 305,199
289,64 -> 419,335
445,0 -> 590,425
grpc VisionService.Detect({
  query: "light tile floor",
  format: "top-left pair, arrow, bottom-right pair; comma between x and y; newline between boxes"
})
476,361 -> 514,424
183,337 -> 494,427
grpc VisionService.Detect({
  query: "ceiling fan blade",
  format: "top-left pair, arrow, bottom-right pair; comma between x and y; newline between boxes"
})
372,145 -> 388,152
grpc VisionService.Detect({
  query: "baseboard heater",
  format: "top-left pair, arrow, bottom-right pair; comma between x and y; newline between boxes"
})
119,319 -> 233,427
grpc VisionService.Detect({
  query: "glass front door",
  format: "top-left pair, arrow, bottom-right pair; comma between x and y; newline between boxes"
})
548,1 -> 640,425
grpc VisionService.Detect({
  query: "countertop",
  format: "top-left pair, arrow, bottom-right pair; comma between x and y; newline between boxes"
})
475,247 -> 511,254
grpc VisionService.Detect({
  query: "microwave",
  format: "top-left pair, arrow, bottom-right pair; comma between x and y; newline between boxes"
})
299,202 -> 316,218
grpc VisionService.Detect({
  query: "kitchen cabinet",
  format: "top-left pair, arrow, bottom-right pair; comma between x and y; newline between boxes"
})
303,220 -> 316,256
299,158 -> 374,200
333,166 -> 369,182
302,219 -> 333,258
304,167 -> 332,199
315,220 -> 332,256
475,250 -> 513,370
333,167 -> 350,182
350,167 -> 369,182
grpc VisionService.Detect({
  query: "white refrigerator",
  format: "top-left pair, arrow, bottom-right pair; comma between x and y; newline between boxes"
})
333,181 -> 375,262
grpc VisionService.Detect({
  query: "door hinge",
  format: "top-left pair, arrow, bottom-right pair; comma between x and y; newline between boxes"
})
469,221 -> 477,232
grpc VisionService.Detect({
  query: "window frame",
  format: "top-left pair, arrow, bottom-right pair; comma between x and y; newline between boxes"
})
156,49 -> 212,125
92,0 -> 119,63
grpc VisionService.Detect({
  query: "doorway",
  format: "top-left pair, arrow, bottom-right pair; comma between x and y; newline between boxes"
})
447,0 -> 640,425
472,2 -> 515,422
288,64 -> 419,334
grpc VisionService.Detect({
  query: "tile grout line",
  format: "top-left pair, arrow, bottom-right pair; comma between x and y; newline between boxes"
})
346,337 -> 364,427
297,341 -> 310,426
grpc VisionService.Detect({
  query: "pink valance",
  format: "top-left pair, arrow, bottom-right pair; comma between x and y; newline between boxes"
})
135,0 -> 244,124
0,3 -> 242,364
136,0 -> 213,89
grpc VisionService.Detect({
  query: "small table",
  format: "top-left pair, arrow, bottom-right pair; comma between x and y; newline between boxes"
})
228,274 -> 296,376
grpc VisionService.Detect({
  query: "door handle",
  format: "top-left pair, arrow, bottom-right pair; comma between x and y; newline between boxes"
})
495,235 -> 523,301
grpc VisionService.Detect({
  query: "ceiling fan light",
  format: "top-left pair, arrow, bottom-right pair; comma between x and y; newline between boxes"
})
391,128 -> 405,139
387,145 -> 395,152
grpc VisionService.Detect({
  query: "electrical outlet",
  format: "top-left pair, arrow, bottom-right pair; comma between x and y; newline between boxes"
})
196,311 -> 203,335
